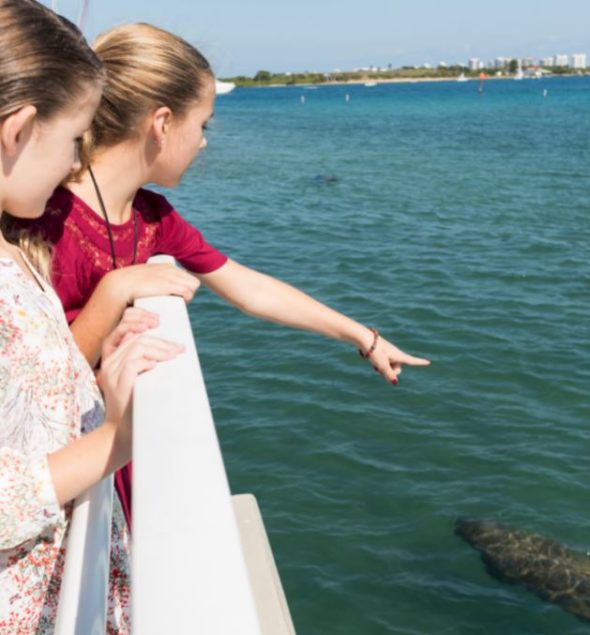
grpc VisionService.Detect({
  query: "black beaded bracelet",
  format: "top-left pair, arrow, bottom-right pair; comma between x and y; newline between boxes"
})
358,327 -> 380,359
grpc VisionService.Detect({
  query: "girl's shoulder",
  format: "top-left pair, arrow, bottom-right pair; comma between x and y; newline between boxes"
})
45,185 -> 75,215
134,188 -> 176,223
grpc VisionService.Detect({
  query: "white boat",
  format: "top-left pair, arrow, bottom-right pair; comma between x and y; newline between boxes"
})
456,73 -> 468,82
215,79 -> 236,95
364,81 -> 377,87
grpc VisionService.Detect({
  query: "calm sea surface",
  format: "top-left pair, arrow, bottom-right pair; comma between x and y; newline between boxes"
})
165,77 -> 589,634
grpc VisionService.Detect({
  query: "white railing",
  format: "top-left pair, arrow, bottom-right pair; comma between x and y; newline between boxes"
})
54,476 -> 113,634
55,255 -> 295,634
132,258 -> 261,634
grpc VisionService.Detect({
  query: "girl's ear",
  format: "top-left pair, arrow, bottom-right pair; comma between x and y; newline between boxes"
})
151,106 -> 173,149
0,105 -> 38,157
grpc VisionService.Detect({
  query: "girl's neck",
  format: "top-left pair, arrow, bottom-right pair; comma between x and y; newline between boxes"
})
69,144 -> 148,225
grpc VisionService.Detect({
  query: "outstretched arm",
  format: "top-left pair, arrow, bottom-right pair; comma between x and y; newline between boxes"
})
200,259 -> 429,383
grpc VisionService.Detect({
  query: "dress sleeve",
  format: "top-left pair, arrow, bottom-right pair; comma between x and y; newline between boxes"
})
0,279 -> 64,549
153,196 -> 228,274
0,450 -> 63,549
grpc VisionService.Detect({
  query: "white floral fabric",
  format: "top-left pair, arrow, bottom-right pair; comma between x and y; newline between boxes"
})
0,257 -> 130,634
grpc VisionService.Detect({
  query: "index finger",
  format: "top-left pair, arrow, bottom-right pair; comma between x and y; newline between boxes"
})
399,354 -> 431,366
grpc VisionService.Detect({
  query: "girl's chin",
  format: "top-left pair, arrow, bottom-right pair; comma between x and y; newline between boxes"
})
152,170 -> 186,189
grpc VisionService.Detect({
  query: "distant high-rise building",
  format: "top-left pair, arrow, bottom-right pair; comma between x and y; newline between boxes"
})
571,53 -> 587,69
521,56 -> 536,68
468,58 -> 480,71
554,54 -> 568,66
494,57 -> 509,69
541,56 -> 555,67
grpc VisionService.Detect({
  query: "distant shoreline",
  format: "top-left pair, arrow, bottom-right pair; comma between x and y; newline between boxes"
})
326,76 -> 484,86
243,73 -> 589,89
226,71 -> 590,91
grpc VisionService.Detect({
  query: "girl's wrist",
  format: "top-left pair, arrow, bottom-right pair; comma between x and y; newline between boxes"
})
101,269 -> 131,308
105,418 -> 132,471
358,327 -> 380,359
351,324 -> 377,353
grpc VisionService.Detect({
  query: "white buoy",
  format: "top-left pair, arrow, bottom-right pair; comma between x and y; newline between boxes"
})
543,89 -> 548,97
345,94 -> 350,103
300,95 -> 305,104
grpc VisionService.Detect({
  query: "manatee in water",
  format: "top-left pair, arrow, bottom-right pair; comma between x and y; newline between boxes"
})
454,518 -> 590,622
312,174 -> 339,185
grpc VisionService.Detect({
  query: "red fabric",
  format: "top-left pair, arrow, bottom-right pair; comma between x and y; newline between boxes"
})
21,186 -> 228,530
114,463 -> 133,533
40,186 -> 227,323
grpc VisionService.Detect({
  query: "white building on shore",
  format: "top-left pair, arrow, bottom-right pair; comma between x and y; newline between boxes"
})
570,53 -> 587,69
554,54 -> 568,66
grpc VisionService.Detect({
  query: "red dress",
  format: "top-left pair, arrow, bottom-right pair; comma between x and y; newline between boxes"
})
23,186 -> 228,530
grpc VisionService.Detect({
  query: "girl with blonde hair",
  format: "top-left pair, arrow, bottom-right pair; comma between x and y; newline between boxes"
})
21,22 -> 430,530
0,3 -> 185,631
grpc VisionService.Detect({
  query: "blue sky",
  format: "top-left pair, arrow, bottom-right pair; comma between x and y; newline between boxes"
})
48,0 -> 590,76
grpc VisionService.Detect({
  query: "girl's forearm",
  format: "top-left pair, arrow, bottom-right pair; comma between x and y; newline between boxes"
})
70,272 -> 127,367
47,420 -> 130,507
247,276 -> 373,347
202,260 -> 374,350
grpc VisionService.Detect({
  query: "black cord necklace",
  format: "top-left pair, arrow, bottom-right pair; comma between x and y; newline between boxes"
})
88,165 -> 138,270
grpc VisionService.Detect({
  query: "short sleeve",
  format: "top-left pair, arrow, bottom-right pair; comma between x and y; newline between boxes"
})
0,449 -> 63,549
147,192 -> 228,274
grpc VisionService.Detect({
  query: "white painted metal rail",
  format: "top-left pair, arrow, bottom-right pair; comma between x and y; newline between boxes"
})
54,476 -> 113,634
55,255 -> 294,634
132,257 -> 261,634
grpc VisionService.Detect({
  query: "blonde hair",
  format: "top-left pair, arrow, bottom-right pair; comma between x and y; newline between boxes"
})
80,23 -> 214,169
0,0 -> 102,122
0,0 -> 103,276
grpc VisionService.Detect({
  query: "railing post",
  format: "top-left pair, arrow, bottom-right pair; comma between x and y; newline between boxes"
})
54,476 -> 113,635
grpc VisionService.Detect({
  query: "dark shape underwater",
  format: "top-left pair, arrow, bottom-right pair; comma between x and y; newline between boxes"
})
312,174 -> 339,185
454,518 -> 590,622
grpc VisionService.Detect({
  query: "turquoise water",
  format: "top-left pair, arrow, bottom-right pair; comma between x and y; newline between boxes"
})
168,77 -> 589,634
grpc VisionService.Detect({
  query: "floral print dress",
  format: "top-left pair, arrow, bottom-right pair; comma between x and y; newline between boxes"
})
0,256 -> 131,634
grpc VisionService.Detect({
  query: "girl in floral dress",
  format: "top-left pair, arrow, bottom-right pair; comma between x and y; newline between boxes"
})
0,2 -> 186,632
15,23 -> 431,531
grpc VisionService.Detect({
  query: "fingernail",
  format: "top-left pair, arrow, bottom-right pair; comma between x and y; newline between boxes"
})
391,379 -> 398,385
